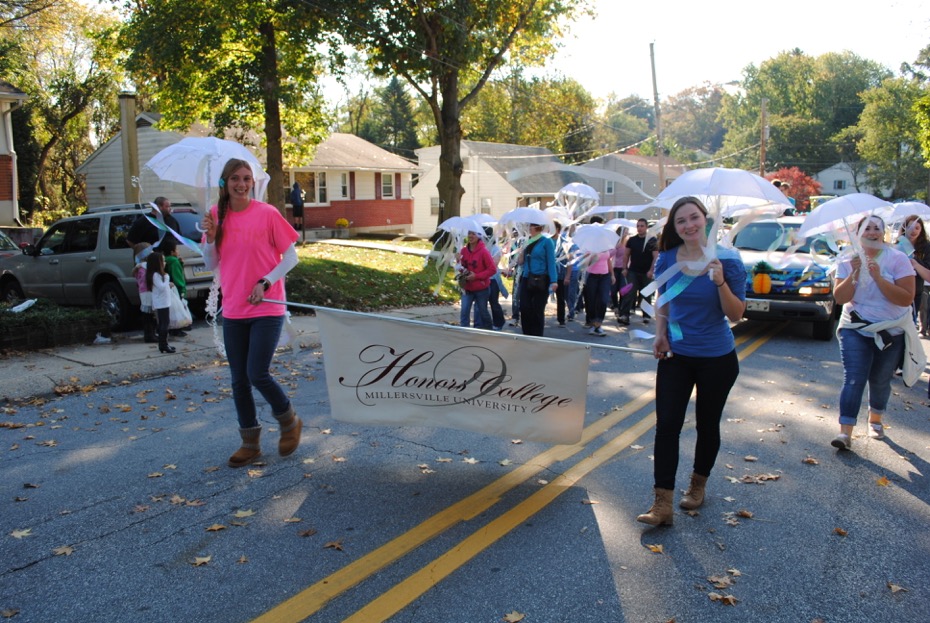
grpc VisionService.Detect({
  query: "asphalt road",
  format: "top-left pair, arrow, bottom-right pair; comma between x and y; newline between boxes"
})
2,311 -> 929,623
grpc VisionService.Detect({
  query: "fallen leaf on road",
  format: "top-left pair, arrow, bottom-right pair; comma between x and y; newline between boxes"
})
206,524 -> 226,532
237,556 -> 248,564
887,582 -> 908,593
581,499 -> 599,505
802,456 -> 819,465
10,529 -> 31,539
436,458 -> 452,463
169,495 -> 186,505
191,556 -> 211,567
1,608 -> 20,618
743,455 -> 758,462
876,476 -> 890,487
53,545 -> 74,556
186,499 -> 205,507
499,459 -> 512,466
502,611 -> 525,622
463,457 -> 479,464
23,483 -> 39,489
233,509 -> 255,518
324,540 -> 344,551
645,544 -> 664,554
708,592 -> 738,605
299,529 -> 318,537
284,517 -> 301,523
708,575 -> 732,589
727,568 -> 741,576
834,527 -> 848,537
510,439 -> 522,445
147,472 -> 163,479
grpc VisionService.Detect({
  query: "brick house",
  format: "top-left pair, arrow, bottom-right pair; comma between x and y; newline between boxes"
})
0,81 -> 28,227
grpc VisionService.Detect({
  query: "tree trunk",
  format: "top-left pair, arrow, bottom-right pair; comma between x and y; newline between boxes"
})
258,21 -> 285,214
434,75 -> 465,228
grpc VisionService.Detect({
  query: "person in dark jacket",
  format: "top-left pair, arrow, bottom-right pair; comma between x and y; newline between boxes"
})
127,197 -> 180,247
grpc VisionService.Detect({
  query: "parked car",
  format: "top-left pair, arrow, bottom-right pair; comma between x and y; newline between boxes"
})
0,204 -> 213,330
732,216 -> 838,341
0,230 -> 20,259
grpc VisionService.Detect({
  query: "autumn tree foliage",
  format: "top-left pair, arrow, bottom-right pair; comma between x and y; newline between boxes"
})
766,167 -> 821,212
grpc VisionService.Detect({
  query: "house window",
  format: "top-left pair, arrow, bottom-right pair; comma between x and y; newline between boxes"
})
317,172 -> 327,203
430,197 -> 441,215
833,180 -> 847,190
605,181 -> 615,195
340,173 -> 348,198
481,197 -> 492,214
381,173 -> 394,198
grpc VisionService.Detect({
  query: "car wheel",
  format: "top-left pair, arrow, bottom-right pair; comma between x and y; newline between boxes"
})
1,280 -> 24,304
812,318 -> 835,341
96,281 -> 131,331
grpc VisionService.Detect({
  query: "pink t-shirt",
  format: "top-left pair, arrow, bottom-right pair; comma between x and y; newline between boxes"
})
586,251 -> 611,275
209,200 -> 299,319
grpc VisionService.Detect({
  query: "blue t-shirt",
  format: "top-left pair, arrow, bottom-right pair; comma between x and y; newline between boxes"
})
655,246 -> 747,358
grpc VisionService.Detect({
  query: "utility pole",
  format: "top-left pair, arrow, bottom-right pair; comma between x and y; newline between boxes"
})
650,43 -> 665,190
759,98 -> 768,176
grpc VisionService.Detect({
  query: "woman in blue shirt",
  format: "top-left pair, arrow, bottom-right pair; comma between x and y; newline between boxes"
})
518,223 -> 558,336
637,196 -> 747,526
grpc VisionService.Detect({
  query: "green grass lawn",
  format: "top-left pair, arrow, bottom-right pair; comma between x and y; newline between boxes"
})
286,239 -> 460,312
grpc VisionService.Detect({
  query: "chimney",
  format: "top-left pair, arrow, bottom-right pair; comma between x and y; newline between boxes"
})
119,92 -> 140,204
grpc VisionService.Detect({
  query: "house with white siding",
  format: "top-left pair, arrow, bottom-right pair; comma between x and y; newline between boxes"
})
579,153 -> 689,219
813,162 -> 890,198
411,141 -> 589,236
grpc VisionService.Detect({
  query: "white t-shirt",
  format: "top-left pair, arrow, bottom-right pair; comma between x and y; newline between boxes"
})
836,247 -> 915,326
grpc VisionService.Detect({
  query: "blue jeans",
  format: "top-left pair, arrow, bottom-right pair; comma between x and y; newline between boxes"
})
484,279 -> 505,329
223,315 -> 291,429
838,329 -> 904,426
584,273 -> 611,324
461,287 -> 492,329
567,271 -> 579,320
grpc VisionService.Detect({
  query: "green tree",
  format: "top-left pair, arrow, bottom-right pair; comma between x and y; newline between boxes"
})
120,0 -> 333,211
0,0 -> 54,27
2,0 -> 125,223
334,0 -> 590,224
661,84 -> 725,155
855,77 -> 927,199
358,77 -> 421,158
717,49 -> 890,174
591,94 -> 651,155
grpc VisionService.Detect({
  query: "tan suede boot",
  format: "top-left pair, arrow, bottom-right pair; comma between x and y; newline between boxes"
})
636,488 -> 674,526
679,472 -> 708,510
274,405 -> 302,457
228,426 -> 261,468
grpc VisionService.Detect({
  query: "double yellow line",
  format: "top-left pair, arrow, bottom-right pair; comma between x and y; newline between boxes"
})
254,322 -> 783,623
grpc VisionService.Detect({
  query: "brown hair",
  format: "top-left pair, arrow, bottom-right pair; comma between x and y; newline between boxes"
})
214,158 -> 253,249
658,196 -> 708,251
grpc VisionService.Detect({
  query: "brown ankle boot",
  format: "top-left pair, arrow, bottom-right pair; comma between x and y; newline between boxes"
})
229,426 -> 261,468
274,405 -> 302,457
680,472 -> 708,510
636,488 -> 674,526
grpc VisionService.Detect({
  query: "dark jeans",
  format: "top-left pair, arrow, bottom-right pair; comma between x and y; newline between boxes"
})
620,271 -> 653,319
584,273 -> 611,324
653,350 -> 739,490
223,315 -> 291,429
155,307 -> 170,349
556,271 -> 567,324
519,278 -> 549,336
611,267 -> 628,308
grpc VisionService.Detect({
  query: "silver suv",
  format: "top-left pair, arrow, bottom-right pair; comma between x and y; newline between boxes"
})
0,204 -> 213,330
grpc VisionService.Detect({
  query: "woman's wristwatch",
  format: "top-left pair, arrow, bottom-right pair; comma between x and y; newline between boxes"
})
258,278 -> 271,291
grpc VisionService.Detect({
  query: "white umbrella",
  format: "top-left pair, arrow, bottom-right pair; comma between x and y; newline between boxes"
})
499,207 -> 554,227
554,182 -> 600,220
439,216 -> 484,234
883,201 -> 930,222
469,213 -> 498,227
653,167 -> 792,212
544,205 -> 574,226
605,217 -> 638,230
143,137 -> 270,210
797,193 -> 892,238
588,204 -> 654,215
571,223 -> 620,254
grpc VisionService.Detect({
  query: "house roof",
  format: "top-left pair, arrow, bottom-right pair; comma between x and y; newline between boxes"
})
299,133 -> 419,172
0,80 -> 28,101
587,152 -> 689,177
463,141 -> 587,194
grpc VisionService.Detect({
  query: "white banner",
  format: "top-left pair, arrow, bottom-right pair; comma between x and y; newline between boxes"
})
316,309 -> 590,444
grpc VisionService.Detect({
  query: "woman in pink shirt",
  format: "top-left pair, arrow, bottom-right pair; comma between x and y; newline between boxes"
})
201,159 -> 301,468
583,250 -> 614,336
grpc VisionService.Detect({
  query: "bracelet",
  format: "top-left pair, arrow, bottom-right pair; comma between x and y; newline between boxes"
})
258,278 -> 271,291
716,281 -> 726,288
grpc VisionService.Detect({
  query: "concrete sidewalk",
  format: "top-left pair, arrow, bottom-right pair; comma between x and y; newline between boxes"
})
0,304 -> 461,403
